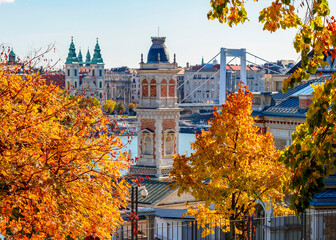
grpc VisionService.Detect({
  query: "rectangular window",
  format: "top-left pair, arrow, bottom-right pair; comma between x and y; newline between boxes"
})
74,69 -> 77,76
92,70 -> 95,77
99,70 -> 102,77
99,81 -> 102,88
75,81 -> 77,88
67,69 -> 70,76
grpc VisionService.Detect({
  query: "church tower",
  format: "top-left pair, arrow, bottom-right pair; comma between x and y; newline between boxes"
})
90,38 -> 105,100
65,37 -> 80,94
131,37 -> 181,179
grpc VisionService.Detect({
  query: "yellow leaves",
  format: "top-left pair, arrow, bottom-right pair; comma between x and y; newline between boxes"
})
171,84 -> 291,237
208,0 -> 249,27
0,67 -> 130,239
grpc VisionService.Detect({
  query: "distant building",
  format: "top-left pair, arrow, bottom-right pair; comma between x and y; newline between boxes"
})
43,71 -> 65,88
105,67 -> 140,106
65,37 -> 105,100
181,60 -> 265,103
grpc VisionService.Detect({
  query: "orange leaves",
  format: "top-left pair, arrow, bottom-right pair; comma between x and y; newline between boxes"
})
171,84 -> 292,237
0,67 -> 130,239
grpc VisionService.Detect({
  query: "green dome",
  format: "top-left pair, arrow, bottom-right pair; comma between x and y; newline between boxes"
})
91,38 -> 104,64
8,48 -> 16,63
65,37 -> 79,64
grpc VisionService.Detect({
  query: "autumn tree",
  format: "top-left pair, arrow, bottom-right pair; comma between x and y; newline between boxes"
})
103,100 -> 117,114
128,102 -> 136,115
170,85 -> 292,239
69,95 -> 101,109
0,58 -> 130,239
208,0 -> 336,214
115,102 -> 126,114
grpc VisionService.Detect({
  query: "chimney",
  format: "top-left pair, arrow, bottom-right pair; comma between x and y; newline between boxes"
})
299,94 -> 313,109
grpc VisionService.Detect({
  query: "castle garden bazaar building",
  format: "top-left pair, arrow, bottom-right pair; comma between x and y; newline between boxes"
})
130,36 -> 182,179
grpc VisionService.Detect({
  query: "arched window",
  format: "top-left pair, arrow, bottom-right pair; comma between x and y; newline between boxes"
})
143,135 -> 152,155
99,92 -> 102,98
169,79 -> 175,97
163,130 -> 175,156
142,79 -> 149,97
161,79 -> 167,97
140,131 -> 153,156
165,134 -> 174,155
150,79 -> 157,97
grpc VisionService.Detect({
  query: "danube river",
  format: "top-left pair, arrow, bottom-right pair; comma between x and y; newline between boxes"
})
120,133 -> 196,159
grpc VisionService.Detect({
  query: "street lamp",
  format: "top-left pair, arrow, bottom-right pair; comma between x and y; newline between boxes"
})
131,185 -> 148,240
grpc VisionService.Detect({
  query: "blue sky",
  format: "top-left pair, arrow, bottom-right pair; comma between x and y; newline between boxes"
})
1,0 -> 336,69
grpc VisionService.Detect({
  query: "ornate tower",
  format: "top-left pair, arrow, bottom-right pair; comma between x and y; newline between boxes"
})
90,38 -> 105,100
131,37 -> 181,179
65,37 -> 80,94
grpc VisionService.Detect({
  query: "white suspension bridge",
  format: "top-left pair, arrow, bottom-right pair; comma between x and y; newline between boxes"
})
178,48 -> 289,109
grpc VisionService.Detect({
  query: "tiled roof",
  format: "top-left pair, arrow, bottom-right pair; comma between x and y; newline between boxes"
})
264,97 -> 300,114
272,82 -> 311,102
311,188 -> 336,207
155,208 -> 194,219
254,77 -> 329,118
134,180 -> 175,206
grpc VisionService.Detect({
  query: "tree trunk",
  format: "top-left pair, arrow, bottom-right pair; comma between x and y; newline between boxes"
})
230,217 -> 236,240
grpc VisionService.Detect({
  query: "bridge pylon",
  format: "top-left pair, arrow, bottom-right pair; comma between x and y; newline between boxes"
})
219,48 -> 247,105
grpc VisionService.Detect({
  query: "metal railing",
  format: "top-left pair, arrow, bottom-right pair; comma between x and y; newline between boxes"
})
112,209 -> 336,240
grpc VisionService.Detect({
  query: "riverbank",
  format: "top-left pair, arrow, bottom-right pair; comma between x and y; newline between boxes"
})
107,112 -> 214,135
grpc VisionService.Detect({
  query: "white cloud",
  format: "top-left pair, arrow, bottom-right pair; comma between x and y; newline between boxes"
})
0,0 -> 14,4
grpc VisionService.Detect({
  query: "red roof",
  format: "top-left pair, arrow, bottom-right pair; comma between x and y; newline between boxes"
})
43,72 -> 65,88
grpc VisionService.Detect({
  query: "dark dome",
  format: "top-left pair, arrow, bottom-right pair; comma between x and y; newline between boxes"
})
147,37 -> 170,63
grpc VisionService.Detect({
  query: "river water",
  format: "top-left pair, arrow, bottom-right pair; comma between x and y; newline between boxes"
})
120,133 -> 196,159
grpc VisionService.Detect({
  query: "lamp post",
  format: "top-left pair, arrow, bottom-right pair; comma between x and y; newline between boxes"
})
131,185 -> 148,240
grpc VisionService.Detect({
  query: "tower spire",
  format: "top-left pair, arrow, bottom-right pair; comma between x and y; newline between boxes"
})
65,36 -> 78,64
85,48 -> 91,66
78,47 -> 83,66
91,38 -> 103,64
